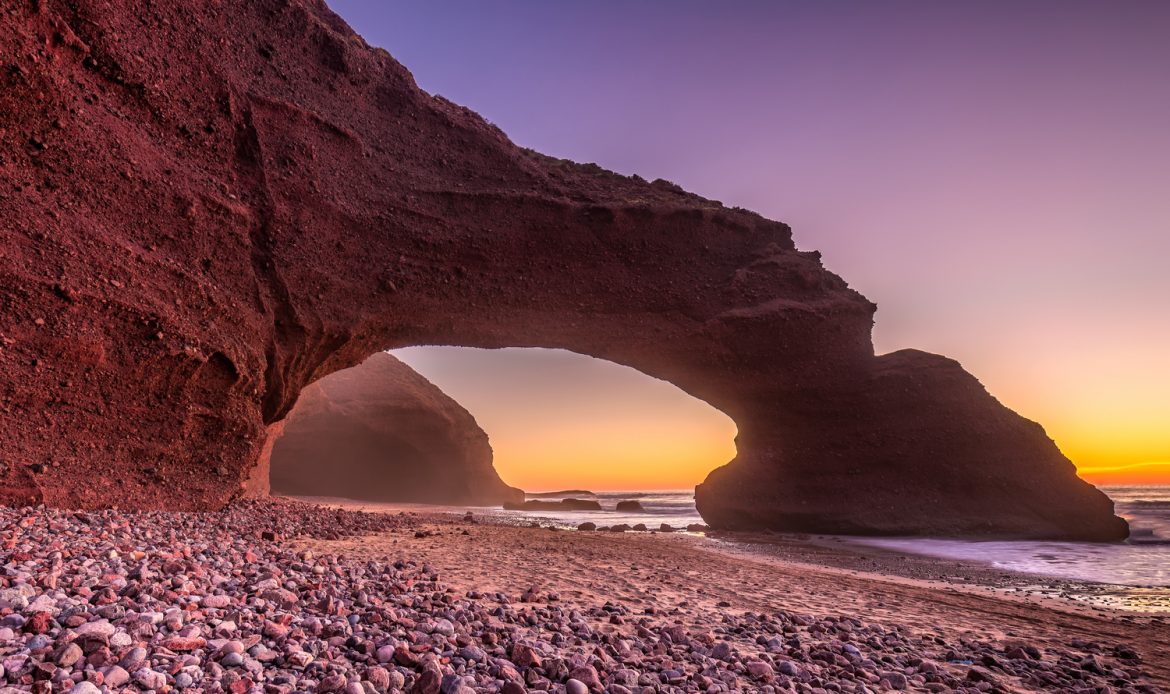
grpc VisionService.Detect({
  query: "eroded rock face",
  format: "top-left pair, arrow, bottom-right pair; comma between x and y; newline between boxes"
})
0,0 -> 1125,538
264,353 -> 522,505
696,350 -> 1129,540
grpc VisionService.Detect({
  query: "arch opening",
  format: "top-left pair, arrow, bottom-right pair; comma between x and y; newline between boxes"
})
265,347 -> 739,508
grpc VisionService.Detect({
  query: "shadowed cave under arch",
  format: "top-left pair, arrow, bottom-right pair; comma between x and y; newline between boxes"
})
0,0 -> 1127,540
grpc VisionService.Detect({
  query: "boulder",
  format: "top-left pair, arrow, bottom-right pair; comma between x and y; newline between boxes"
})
615,500 -> 645,512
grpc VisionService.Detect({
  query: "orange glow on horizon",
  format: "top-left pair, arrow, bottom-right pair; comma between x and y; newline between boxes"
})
1016,386 -> 1170,487
394,347 -> 1168,493
873,335 -> 1170,489
393,347 -> 739,492
1076,462 -> 1170,487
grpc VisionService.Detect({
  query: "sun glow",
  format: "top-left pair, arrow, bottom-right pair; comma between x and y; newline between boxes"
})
395,345 -> 1167,492
1076,462 -> 1170,487
393,347 -> 738,491
877,322 -> 1170,488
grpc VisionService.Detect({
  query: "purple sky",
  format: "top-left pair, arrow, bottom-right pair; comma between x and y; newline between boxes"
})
334,1 -> 1169,479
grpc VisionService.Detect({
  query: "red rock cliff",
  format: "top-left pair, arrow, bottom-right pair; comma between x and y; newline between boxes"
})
264,352 -> 522,505
0,0 -> 1125,539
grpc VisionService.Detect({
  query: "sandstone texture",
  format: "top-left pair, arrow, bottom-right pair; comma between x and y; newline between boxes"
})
0,0 -> 1125,538
265,352 -> 521,505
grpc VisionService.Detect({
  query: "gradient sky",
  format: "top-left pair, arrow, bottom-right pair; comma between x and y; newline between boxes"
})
395,347 -> 737,491
334,1 -> 1170,489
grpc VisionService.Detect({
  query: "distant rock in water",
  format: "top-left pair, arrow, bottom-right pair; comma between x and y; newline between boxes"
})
266,353 -> 522,506
615,500 -> 646,512
527,490 -> 597,498
505,499 -> 603,511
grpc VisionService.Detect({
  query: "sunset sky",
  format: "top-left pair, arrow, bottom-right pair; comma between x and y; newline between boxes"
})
340,1 -> 1170,490
395,347 -> 738,491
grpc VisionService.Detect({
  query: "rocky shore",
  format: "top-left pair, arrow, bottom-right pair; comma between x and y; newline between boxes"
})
2,499 -> 1160,693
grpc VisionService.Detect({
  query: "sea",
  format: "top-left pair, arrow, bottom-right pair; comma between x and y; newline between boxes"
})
493,490 -> 705,531
491,485 -> 1170,612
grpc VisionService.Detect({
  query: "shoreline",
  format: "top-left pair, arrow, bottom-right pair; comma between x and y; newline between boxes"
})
709,531 -> 1170,616
294,496 -> 1170,616
299,498 -> 1169,688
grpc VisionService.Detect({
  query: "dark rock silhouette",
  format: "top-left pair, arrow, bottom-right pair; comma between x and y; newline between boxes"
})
616,500 -> 646,512
0,0 -> 1125,539
264,353 -> 521,505
697,350 -> 1128,539
528,490 -> 596,498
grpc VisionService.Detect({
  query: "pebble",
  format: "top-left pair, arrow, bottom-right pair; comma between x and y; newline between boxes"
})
118,647 -> 146,671
375,644 -> 396,663
55,643 -> 82,667
72,620 -> 114,639
710,641 -> 734,661
202,594 -> 233,608
746,660 -> 774,680
133,667 -> 166,690
102,665 -> 129,687
0,498 -> 1146,694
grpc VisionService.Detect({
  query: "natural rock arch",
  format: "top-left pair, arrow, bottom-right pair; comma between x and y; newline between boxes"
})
0,0 -> 1124,539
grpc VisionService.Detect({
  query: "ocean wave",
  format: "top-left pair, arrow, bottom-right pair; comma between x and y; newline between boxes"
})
1120,500 -> 1170,510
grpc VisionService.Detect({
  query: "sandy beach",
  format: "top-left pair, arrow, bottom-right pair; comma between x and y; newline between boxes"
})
0,495 -> 1164,693
301,500 -> 1168,692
